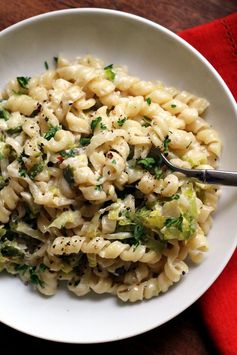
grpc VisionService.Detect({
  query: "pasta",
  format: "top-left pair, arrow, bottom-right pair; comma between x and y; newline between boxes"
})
0,55 -> 221,302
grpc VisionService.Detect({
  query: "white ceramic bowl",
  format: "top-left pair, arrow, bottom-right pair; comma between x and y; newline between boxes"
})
0,8 -> 237,344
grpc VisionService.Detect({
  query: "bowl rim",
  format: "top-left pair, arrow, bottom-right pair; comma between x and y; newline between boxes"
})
0,7 -> 237,343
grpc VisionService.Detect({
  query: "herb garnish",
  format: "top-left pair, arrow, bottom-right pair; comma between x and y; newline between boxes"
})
28,163 -> 44,180
100,122 -> 107,130
59,149 -> 76,158
163,136 -> 171,155
91,116 -> 102,130
104,64 -> 115,81
17,76 -> 31,89
63,166 -> 75,186
137,157 -> 156,170
7,126 -> 22,134
170,194 -> 180,200
137,156 -> 163,180
154,166 -> 163,180
129,224 -> 145,248
29,266 -> 44,287
171,104 -> 177,108
39,263 -> 48,272
146,97 -> 151,106
79,137 -> 91,146
44,126 -> 61,140
18,152 -> 43,180
16,264 -> 43,286
18,152 -> 28,177
95,185 -> 102,191
165,214 -> 183,232
44,61 -> 49,70
15,264 -> 28,274
117,117 -> 127,126
1,245 -> 23,257
133,224 -> 145,239
0,109 -> 10,121
143,116 -> 152,127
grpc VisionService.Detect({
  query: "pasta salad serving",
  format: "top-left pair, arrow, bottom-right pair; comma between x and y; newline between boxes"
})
0,55 -> 221,302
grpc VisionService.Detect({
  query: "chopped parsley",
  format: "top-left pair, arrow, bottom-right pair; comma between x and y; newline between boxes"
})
171,104 -> 177,108
95,185 -> 102,191
146,97 -> 151,106
165,214 -> 183,232
63,166 -> 75,186
104,64 -> 115,81
7,126 -> 22,134
170,194 -> 180,200
16,264 -> 44,286
0,108 -> 10,120
100,122 -> 107,130
112,159 -> 116,164
18,152 -> 43,180
117,117 -> 127,126
137,156 -> 164,180
154,166 -> 163,180
17,76 -> 31,89
17,152 -> 27,177
138,157 -> 156,170
54,56 -> 58,64
163,136 -> 171,155
1,245 -> 23,257
39,263 -> 48,272
15,264 -> 28,274
79,137 -> 91,146
28,163 -> 44,180
129,223 -> 145,248
44,61 -> 49,70
44,126 -> 61,140
29,266 -> 44,287
59,149 -> 76,158
143,116 -> 152,127
19,168 -> 27,177
133,224 -> 145,239
91,116 -> 102,130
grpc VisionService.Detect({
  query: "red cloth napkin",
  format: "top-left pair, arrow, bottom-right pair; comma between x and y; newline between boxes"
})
178,13 -> 237,355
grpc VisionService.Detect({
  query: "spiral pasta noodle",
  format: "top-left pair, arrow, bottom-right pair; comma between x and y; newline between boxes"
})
0,55 -> 221,302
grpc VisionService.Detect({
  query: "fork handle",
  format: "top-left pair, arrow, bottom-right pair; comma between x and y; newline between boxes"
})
204,169 -> 237,186
175,167 -> 237,186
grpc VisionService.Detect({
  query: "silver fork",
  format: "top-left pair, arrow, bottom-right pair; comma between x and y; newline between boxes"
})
151,148 -> 237,186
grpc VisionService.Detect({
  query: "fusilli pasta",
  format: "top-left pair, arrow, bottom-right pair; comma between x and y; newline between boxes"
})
0,55 -> 221,302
